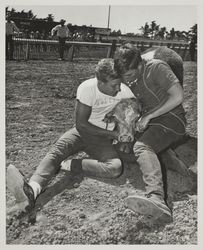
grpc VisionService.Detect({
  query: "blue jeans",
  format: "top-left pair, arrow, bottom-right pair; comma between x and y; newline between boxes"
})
30,127 -> 122,188
133,124 -> 185,197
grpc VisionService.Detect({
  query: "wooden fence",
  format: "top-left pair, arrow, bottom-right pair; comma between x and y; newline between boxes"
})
11,38 -> 196,61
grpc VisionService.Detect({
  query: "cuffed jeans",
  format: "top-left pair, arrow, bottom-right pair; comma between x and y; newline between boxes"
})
30,127 -> 122,189
133,124 -> 185,197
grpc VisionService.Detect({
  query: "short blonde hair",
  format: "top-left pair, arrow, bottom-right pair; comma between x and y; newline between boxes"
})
95,58 -> 121,83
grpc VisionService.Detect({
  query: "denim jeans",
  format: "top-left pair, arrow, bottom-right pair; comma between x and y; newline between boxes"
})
58,37 -> 66,59
6,35 -> 14,59
30,127 -> 122,188
133,124 -> 185,197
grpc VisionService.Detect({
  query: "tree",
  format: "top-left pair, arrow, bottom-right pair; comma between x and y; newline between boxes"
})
139,22 -> 150,38
20,9 -> 27,18
45,14 -> 54,22
154,24 -> 160,38
174,30 -> 182,40
188,24 -> 197,42
169,28 -> 175,40
189,24 -> 197,35
5,6 -> 9,15
157,27 -> 166,39
28,10 -> 36,19
10,8 -> 16,15
149,21 -> 159,38
110,29 -> 122,36
126,32 -> 135,37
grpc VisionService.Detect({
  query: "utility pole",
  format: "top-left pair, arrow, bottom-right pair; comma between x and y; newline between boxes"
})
107,5 -> 111,29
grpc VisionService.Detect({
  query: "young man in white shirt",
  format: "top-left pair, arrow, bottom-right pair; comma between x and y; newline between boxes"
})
7,58 -> 135,213
51,19 -> 70,60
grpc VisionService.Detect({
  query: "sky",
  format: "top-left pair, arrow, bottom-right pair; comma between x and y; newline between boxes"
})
6,4 -> 197,34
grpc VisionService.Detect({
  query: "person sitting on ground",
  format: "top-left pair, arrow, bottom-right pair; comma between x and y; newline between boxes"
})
7,58 -> 135,213
114,43 -> 186,223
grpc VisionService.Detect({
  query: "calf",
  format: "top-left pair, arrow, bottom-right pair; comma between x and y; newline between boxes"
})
103,97 -> 142,143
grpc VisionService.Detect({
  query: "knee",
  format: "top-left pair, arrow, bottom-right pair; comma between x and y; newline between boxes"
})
108,158 -> 123,178
133,141 -> 155,158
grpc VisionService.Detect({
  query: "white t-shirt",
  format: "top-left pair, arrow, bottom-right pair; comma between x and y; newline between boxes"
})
51,25 -> 70,38
76,78 -> 135,130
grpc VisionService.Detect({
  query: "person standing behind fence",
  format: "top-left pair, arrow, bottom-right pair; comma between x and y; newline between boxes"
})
188,35 -> 197,61
51,19 -> 70,61
6,16 -> 19,60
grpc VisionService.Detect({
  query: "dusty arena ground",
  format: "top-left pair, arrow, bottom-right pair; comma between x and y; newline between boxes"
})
6,59 -> 197,245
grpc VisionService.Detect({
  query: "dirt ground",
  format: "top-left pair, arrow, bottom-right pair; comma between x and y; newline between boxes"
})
5,60 -> 197,244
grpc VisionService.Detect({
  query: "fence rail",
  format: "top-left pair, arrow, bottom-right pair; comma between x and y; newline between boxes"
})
12,38 -> 195,61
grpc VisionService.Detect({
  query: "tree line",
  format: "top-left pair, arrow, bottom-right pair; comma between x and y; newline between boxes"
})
111,21 -> 197,42
6,7 -> 197,42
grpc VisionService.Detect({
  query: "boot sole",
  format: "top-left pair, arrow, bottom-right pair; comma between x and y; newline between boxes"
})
7,165 -> 29,211
126,195 -> 172,222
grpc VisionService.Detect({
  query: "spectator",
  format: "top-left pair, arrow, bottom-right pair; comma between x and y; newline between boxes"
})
6,16 -> 19,60
51,19 -> 70,60
47,32 -> 52,40
34,31 -> 41,40
189,35 -> 197,61
30,31 -> 35,39
24,29 -> 30,39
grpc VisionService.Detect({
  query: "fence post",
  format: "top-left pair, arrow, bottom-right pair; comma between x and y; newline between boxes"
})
183,44 -> 188,61
17,41 -> 20,60
178,44 -> 182,57
67,45 -> 74,61
141,41 -> 145,52
107,39 -> 117,58
25,42 -> 29,60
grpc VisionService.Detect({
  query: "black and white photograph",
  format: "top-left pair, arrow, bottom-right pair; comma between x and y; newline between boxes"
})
3,0 -> 200,246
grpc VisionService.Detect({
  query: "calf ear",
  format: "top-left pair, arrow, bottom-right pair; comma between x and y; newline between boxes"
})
103,111 -> 116,123
134,98 -> 143,116
133,119 -> 139,132
131,97 -> 143,115
138,102 -> 143,115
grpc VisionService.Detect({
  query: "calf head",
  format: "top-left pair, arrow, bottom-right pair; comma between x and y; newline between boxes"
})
103,97 -> 142,142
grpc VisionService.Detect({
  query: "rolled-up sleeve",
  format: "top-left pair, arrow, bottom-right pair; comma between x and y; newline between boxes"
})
76,83 -> 94,107
152,62 -> 180,91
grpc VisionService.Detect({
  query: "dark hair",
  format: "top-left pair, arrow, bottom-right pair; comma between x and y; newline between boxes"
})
95,58 -> 121,83
114,43 -> 142,71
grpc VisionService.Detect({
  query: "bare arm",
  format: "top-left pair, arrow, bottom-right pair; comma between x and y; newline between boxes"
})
75,100 -> 118,139
136,82 -> 184,131
13,23 -> 20,33
51,26 -> 58,36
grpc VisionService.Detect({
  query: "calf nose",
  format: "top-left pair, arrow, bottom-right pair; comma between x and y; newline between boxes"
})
119,134 -> 134,142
